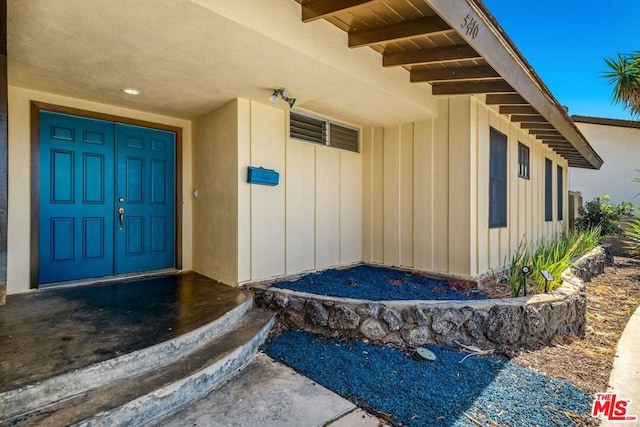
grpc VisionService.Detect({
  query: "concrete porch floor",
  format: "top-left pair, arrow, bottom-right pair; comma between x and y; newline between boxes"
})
0,272 -> 248,392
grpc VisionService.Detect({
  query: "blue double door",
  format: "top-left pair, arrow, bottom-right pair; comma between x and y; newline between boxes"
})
39,111 -> 176,284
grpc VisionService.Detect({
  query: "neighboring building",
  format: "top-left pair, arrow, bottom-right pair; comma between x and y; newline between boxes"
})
2,0 -> 602,298
570,116 -> 640,207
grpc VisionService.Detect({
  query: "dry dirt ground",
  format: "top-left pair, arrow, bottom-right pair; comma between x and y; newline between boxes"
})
510,256 -> 640,396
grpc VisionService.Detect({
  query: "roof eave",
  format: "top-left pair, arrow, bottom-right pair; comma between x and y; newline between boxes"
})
426,0 -> 603,170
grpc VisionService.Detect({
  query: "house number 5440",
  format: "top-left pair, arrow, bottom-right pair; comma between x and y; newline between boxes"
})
461,14 -> 479,39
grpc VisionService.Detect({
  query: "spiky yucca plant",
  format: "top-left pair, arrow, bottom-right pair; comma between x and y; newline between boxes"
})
505,229 -> 602,297
604,52 -> 640,117
624,216 -> 640,257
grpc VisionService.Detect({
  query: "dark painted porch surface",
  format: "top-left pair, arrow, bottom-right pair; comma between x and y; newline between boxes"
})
0,273 -> 248,392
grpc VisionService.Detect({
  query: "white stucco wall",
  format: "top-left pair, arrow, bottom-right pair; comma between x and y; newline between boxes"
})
570,121 -> 640,207
6,86 -> 193,294
192,101 -> 239,285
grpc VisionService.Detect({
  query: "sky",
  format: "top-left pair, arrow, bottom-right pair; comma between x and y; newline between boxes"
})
482,0 -> 640,120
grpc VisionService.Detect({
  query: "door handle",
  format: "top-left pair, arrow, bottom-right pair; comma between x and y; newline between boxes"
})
118,207 -> 125,230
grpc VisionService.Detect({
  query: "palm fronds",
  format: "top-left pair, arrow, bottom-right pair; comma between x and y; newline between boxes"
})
603,52 -> 640,117
623,215 -> 640,257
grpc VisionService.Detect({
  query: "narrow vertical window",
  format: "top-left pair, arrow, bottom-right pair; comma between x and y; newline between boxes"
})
489,128 -> 507,228
545,158 -> 553,222
557,165 -> 563,220
518,143 -> 530,179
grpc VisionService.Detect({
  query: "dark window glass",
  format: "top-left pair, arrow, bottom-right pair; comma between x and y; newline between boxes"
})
489,128 -> 508,228
545,158 -> 553,222
557,165 -> 563,220
518,143 -> 530,179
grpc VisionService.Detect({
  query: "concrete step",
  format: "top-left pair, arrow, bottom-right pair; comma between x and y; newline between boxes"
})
152,352 -> 359,427
1,291 -> 254,421
2,304 -> 274,426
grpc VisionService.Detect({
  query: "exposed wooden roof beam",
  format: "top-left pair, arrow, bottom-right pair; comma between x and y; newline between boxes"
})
426,0 -> 602,169
410,66 -> 499,83
531,130 -> 562,135
383,45 -> 480,67
432,80 -> 513,95
485,94 -> 528,105
510,114 -> 546,122
520,122 -> 553,130
302,0 -> 375,22
349,15 -> 452,48
499,105 -> 538,115
528,129 -> 562,136
544,141 -> 571,147
535,137 -> 566,142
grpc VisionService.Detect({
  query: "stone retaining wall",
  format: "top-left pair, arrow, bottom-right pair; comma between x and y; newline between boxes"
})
249,246 -> 613,349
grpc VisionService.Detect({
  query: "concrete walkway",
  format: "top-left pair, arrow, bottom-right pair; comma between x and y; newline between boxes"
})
156,352 -> 385,426
165,305 -> 640,427
602,305 -> 640,426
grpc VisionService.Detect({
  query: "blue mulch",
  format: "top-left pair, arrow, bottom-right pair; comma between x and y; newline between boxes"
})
263,331 -> 594,427
271,265 -> 487,301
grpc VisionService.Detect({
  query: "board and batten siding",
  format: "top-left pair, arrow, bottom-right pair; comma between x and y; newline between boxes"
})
195,99 -> 362,286
238,101 -> 363,283
362,96 -> 568,279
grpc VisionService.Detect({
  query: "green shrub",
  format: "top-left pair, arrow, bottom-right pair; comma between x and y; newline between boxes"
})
575,195 -> 634,236
624,215 -> 640,257
506,228 -> 601,297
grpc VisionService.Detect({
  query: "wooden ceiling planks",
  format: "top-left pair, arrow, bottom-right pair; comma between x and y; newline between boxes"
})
348,15 -> 452,47
410,65 -> 499,82
301,0 -> 377,22
295,0 -> 595,168
432,80 -> 514,95
383,44 -> 480,66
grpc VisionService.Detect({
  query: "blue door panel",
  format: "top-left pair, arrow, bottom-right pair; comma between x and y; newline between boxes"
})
83,217 -> 105,259
39,112 -> 176,283
51,218 -> 74,261
39,112 -> 115,283
115,123 -> 175,275
151,217 -> 167,252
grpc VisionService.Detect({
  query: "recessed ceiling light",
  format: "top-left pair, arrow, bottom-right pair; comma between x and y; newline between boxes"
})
121,87 -> 142,95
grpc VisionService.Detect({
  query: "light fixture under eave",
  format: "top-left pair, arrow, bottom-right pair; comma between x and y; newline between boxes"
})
121,87 -> 142,96
269,88 -> 296,108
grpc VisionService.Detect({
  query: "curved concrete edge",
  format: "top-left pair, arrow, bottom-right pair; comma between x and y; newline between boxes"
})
76,316 -> 276,427
602,305 -> 640,426
0,294 -> 255,420
249,246 -> 611,349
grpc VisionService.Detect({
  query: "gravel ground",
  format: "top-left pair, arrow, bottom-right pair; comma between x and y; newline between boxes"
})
264,330 -> 594,426
264,256 -> 640,426
510,256 -> 640,395
272,265 -> 487,301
